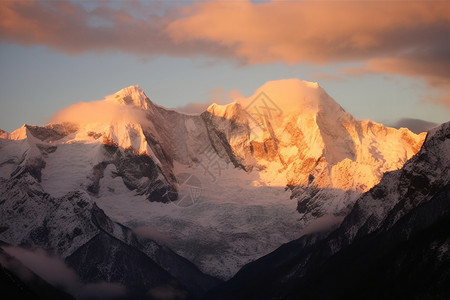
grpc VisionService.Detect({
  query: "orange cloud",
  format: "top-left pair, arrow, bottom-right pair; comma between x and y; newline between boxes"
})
51,98 -> 150,127
3,1 -> 449,64
166,0 -> 450,108
0,0 -> 231,57
1,1 -> 450,108
167,1 -> 450,64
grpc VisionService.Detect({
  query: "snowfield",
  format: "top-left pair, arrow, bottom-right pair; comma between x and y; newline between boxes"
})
95,162 -> 304,279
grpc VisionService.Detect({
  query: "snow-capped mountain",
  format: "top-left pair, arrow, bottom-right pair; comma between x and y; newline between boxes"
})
207,121 -> 450,299
0,79 -> 426,285
208,80 -> 423,189
205,79 -> 425,220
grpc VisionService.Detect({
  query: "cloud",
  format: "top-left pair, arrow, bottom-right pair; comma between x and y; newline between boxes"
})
132,226 -> 172,245
2,246 -> 79,295
0,0 -> 231,58
2,246 -> 127,299
299,214 -> 344,237
389,118 -> 438,134
50,97 -> 150,127
167,0 -> 450,109
3,1 -> 449,65
343,54 -> 450,109
167,1 -> 450,63
0,248 -> 35,281
147,284 -> 188,300
78,282 -> 127,300
364,56 -> 450,109
2,1 -> 450,108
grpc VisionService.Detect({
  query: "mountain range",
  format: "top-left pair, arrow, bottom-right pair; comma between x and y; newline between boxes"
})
0,79 -> 447,299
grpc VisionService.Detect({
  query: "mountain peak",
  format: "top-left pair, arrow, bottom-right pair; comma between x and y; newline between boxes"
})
0,128 -> 8,139
8,124 -> 28,140
427,120 -> 450,141
106,85 -> 153,110
205,79 -> 340,121
206,101 -> 242,119
234,79 -> 342,117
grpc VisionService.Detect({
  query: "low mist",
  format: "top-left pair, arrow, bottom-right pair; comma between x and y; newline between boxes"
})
2,246 -> 127,299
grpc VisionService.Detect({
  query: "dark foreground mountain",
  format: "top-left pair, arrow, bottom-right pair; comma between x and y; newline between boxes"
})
0,244 -> 74,300
206,121 -> 450,299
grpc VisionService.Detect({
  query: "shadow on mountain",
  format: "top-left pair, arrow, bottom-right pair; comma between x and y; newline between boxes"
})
205,121 -> 450,299
0,243 -> 75,300
206,185 -> 450,299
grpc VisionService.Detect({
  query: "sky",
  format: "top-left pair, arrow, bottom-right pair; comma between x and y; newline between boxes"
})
0,0 -> 449,133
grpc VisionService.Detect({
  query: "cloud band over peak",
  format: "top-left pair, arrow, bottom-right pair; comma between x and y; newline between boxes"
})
1,0 -> 449,108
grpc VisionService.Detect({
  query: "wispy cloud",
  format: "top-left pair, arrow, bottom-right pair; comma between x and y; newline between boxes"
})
132,226 -> 172,245
299,214 -> 344,237
50,95 -> 150,126
2,246 -> 127,299
364,56 -> 450,109
388,118 -> 438,134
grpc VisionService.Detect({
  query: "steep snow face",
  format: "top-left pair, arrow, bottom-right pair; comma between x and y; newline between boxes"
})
106,85 -> 153,110
8,125 -> 28,140
207,79 -> 425,196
